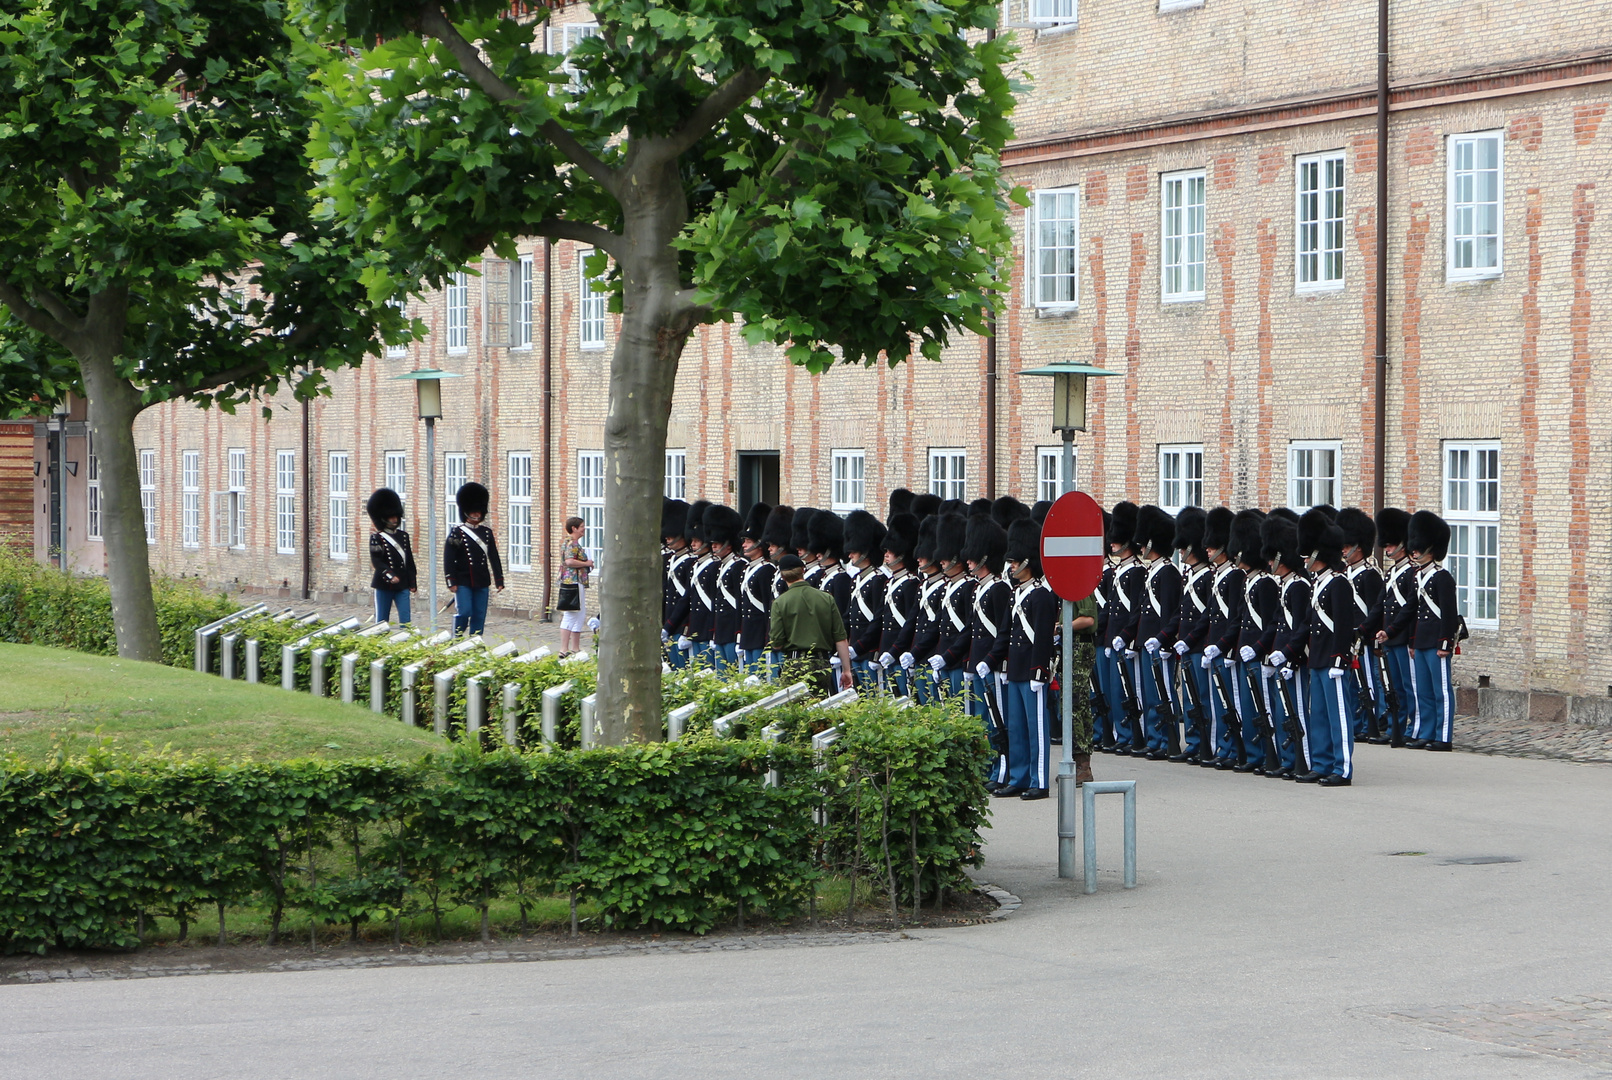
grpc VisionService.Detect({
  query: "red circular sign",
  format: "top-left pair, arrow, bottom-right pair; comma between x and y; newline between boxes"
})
1040,491 -> 1105,602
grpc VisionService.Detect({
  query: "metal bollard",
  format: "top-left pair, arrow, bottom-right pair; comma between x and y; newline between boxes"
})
1081,779 -> 1138,895
579,693 -> 598,749
245,639 -> 261,684
281,645 -> 300,691
502,683 -> 521,746
433,664 -> 468,736
370,658 -> 387,714
812,689 -> 859,711
221,633 -> 239,680
401,663 -> 421,727
762,722 -> 785,787
711,681 -> 811,738
340,654 -> 357,703
540,681 -> 573,745
466,672 -> 492,734
192,603 -> 267,672
310,648 -> 330,698
665,701 -> 699,741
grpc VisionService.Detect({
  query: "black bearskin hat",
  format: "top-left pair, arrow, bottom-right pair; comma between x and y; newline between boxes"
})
1267,507 -> 1300,527
685,499 -> 713,543
1006,518 -> 1042,578
1204,506 -> 1235,554
883,512 -> 920,566
1108,501 -> 1139,551
1310,503 -> 1338,521
1173,506 -> 1208,563
703,504 -> 742,550
662,498 -> 689,542
1232,509 -> 1268,570
1133,505 -> 1177,558
1336,507 -> 1377,553
1299,506 -> 1347,570
1031,500 -> 1052,527
1376,506 -> 1411,550
935,512 -> 968,566
968,497 -> 993,518
807,509 -> 844,561
843,510 -> 887,560
367,488 -> 404,530
456,482 -> 489,518
762,505 -> 795,551
1407,510 -> 1451,562
1261,513 -> 1304,575
914,514 -> 940,566
910,492 -> 942,520
961,514 -> 1009,576
992,496 -> 1031,530
887,488 -> 916,519
790,507 -> 818,552
938,499 -> 966,517
741,502 -> 772,544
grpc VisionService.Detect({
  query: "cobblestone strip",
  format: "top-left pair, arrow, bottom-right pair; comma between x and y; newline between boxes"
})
1375,994 -> 1612,1068
1454,713 -> 1612,765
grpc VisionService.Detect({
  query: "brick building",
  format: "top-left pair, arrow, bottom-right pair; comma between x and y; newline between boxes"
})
24,1 -> 1612,717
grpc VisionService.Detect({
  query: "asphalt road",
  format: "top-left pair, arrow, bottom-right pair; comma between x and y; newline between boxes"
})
5,744 -> 1611,1079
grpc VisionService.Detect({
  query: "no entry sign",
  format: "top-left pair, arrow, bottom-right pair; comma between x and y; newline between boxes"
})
1040,490 -> 1105,602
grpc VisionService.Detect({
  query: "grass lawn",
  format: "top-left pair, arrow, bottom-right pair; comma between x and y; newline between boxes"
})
0,642 -> 446,763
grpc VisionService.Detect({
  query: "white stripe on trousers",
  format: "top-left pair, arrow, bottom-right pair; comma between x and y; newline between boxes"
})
1408,646 -> 1423,741
1332,675 -> 1352,778
1438,654 -> 1453,743
1032,684 -> 1048,789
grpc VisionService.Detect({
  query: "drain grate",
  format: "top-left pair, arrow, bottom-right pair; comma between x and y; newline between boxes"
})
1443,855 -> 1520,865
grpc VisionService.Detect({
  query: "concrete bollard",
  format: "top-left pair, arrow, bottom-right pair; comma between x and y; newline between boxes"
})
502,683 -> 521,746
540,681 -> 574,745
1081,779 -> 1138,895
310,648 -> 331,698
245,639 -> 261,684
370,658 -> 387,714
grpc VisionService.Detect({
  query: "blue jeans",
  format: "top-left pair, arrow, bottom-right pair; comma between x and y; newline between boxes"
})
454,585 -> 489,636
374,588 -> 411,624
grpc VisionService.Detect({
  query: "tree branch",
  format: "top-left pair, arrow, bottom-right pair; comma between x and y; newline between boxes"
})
30,287 -> 86,334
183,358 -> 273,397
643,67 -> 768,165
0,280 -> 69,344
533,218 -> 625,260
414,3 -> 620,198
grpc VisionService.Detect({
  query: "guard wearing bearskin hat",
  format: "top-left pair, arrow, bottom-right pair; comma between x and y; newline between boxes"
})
1262,512 -> 1312,778
1299,507 -> 1356,786
366,488 -> 416,625
738,503 -> 777,674
985,517 -> 1060,798
1131,506 -> 1184,760
1229,509 -> 1278,773
661,499 -> 693,667
681,502 -> 720,666
1168,507 -> 1214,762
875,512 -> 921,696
964,513 -> 1013,788
901,515 -> 946,703
1102,502 -> 1145,753
1338,507 -> 1387,742
1363,507 -> 1414,744
445,482 -> 504,637
808,510 -> 850,616
929,513 -> 977,708
1198,506 -> 1245,767
791,507 -> 821,583
704,504 -> 745,670
1378,510 -> 1460,751
841,510 -> 888,688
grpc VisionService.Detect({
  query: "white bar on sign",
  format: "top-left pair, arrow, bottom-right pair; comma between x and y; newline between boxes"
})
1043,536 -> 1104,558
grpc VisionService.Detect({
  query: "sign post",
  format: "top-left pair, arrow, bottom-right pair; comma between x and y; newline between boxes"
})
1040,485 -> 1104,880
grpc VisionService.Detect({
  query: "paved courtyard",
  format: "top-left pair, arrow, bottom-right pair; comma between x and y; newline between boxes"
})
4,740 -> 1611,1078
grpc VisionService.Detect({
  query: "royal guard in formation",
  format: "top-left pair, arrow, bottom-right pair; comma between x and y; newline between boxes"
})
1090,498 -> 1464,788
660,490 -> 1101,795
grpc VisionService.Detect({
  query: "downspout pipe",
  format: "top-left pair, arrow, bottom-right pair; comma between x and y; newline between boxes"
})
984,24 -> 999,501
1372,0 -> 1389,514
302,392 -> 312,600
540,239 -> 554,621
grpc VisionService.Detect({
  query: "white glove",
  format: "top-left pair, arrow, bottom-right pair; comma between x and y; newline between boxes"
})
975,661 -> 991,680
1124,649 -> 1138,660
1173,640 -> 1190,657
899,652 -> 916,670
587,616 -> 600,632
1111,636 -> 1126,653
676,635 -> 693,650
1260,664 -> 1276,679
1239,645 -> 1256,663
1144,637 -> 1161,654
1203,644 -> 1221,661
1268,650 -> 1286,669
1030,680 -> 1045,693
879,652 -> 896,669
1104,647 -> 1113,659
661,628 -> 670,644
848,647 -> 858,661
1200,655 -> 1212,669
830,655 -> 842,668
1280,665 -> 1295,681
1328,666 -> 1346,679
928,654 -> 946,673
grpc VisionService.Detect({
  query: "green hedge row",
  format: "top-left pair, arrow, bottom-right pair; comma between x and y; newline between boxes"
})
0,704 -> 990,952
0,550 -> 236,668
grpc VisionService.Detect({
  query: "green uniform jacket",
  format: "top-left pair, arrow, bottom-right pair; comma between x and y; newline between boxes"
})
770,580 -> 848,653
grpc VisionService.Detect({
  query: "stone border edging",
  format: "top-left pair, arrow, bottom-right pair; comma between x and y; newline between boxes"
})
976,883 -> 1021,920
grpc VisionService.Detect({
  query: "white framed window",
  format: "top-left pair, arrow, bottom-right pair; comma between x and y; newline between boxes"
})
329,452 -> 350,559
578,450 -> 606,572
1161,169 -> 1206,302
385,297 -> 409,358
1157,444 -> 1204,513
579,248 -> 607,350
513,254 -> 534,349
445,453 -> 467,527
1287,440 -> 1340,511
929,448 -> 966,500
1444,441 -> 1500,628
1032,188 -> 1080,308
275,449 -> 297,555
1036,445 -> 1078,503
86,433 -> 101,541
181,450 -> 201,549
214,447 -> 247,548
554,22 -> 602,89
664,449 -> 687,500
830,449 -> 865,514
385,451 -> 407,498
1448,131 -> 1502,280
508,451 -> 533,570
139,449 -> 157,543
446,271 -> 469,353
1026,0 -> 1078,27
1296,151 -> 1345,291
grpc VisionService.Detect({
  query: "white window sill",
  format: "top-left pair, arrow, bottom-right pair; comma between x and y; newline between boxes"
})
1033,21 -> 1080,36
511,564 -> 533,573
580,343 -> 607,352
1448,270 -> 1502,284
1162,293 -> 1205,304
1034,303 -> 1080,316
385,351 -> 409,360
330,553 -> 350,562
447,347 -> 469,355
1465,620 -> 1500,634
1295,282 -> 1345,296
1158,0 -> 1203,12
277,548 -> 297,556
183,544 -> 201,551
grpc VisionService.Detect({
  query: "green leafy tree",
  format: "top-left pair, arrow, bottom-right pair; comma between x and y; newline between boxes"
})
0,0 -> 413,660
303,0 -> 1021,741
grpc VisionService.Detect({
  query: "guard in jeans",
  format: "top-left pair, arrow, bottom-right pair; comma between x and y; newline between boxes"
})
989,518 -> 1058,800
1298,507 -> 1356,786
1378,510 -> 1460,751
445,482 -> 503,636
367,487 -> 416,624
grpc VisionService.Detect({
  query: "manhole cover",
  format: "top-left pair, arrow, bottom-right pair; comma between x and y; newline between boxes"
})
1442,855 -> 1520,865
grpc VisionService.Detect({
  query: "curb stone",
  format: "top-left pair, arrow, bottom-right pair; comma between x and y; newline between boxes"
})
976,883 -> 1021,920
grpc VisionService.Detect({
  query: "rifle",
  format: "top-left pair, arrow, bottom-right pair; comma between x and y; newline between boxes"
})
1351,647 -> 1383,742
1112,650 -> 1149,754
1176,658 -> 1214,763
1088,666 -> 1110,749
1240,662 -> 1281,774
1149,652 -> 1184,757
980,673 -> 1010,758
1274,664 -> 1310,776
1373,645 -> 1403,745
1210,659 -> 1247,766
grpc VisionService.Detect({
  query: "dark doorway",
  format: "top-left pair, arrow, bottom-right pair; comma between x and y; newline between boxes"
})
736,452 -> 779,518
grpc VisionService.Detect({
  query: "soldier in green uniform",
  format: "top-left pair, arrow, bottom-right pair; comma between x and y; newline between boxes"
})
770,555 -> 855,695
1069,593 -> 1100,784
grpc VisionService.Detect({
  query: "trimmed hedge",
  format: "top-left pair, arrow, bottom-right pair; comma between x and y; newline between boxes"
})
0,550 -> 236,668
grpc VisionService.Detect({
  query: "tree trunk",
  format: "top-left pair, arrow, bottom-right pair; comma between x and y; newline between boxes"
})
76,348 -> 161,662
596,161 -> 700,744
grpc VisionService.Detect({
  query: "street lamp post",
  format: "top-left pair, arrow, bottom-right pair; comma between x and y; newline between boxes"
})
1016,361 -> 1116,880
395,369 -> 462,632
